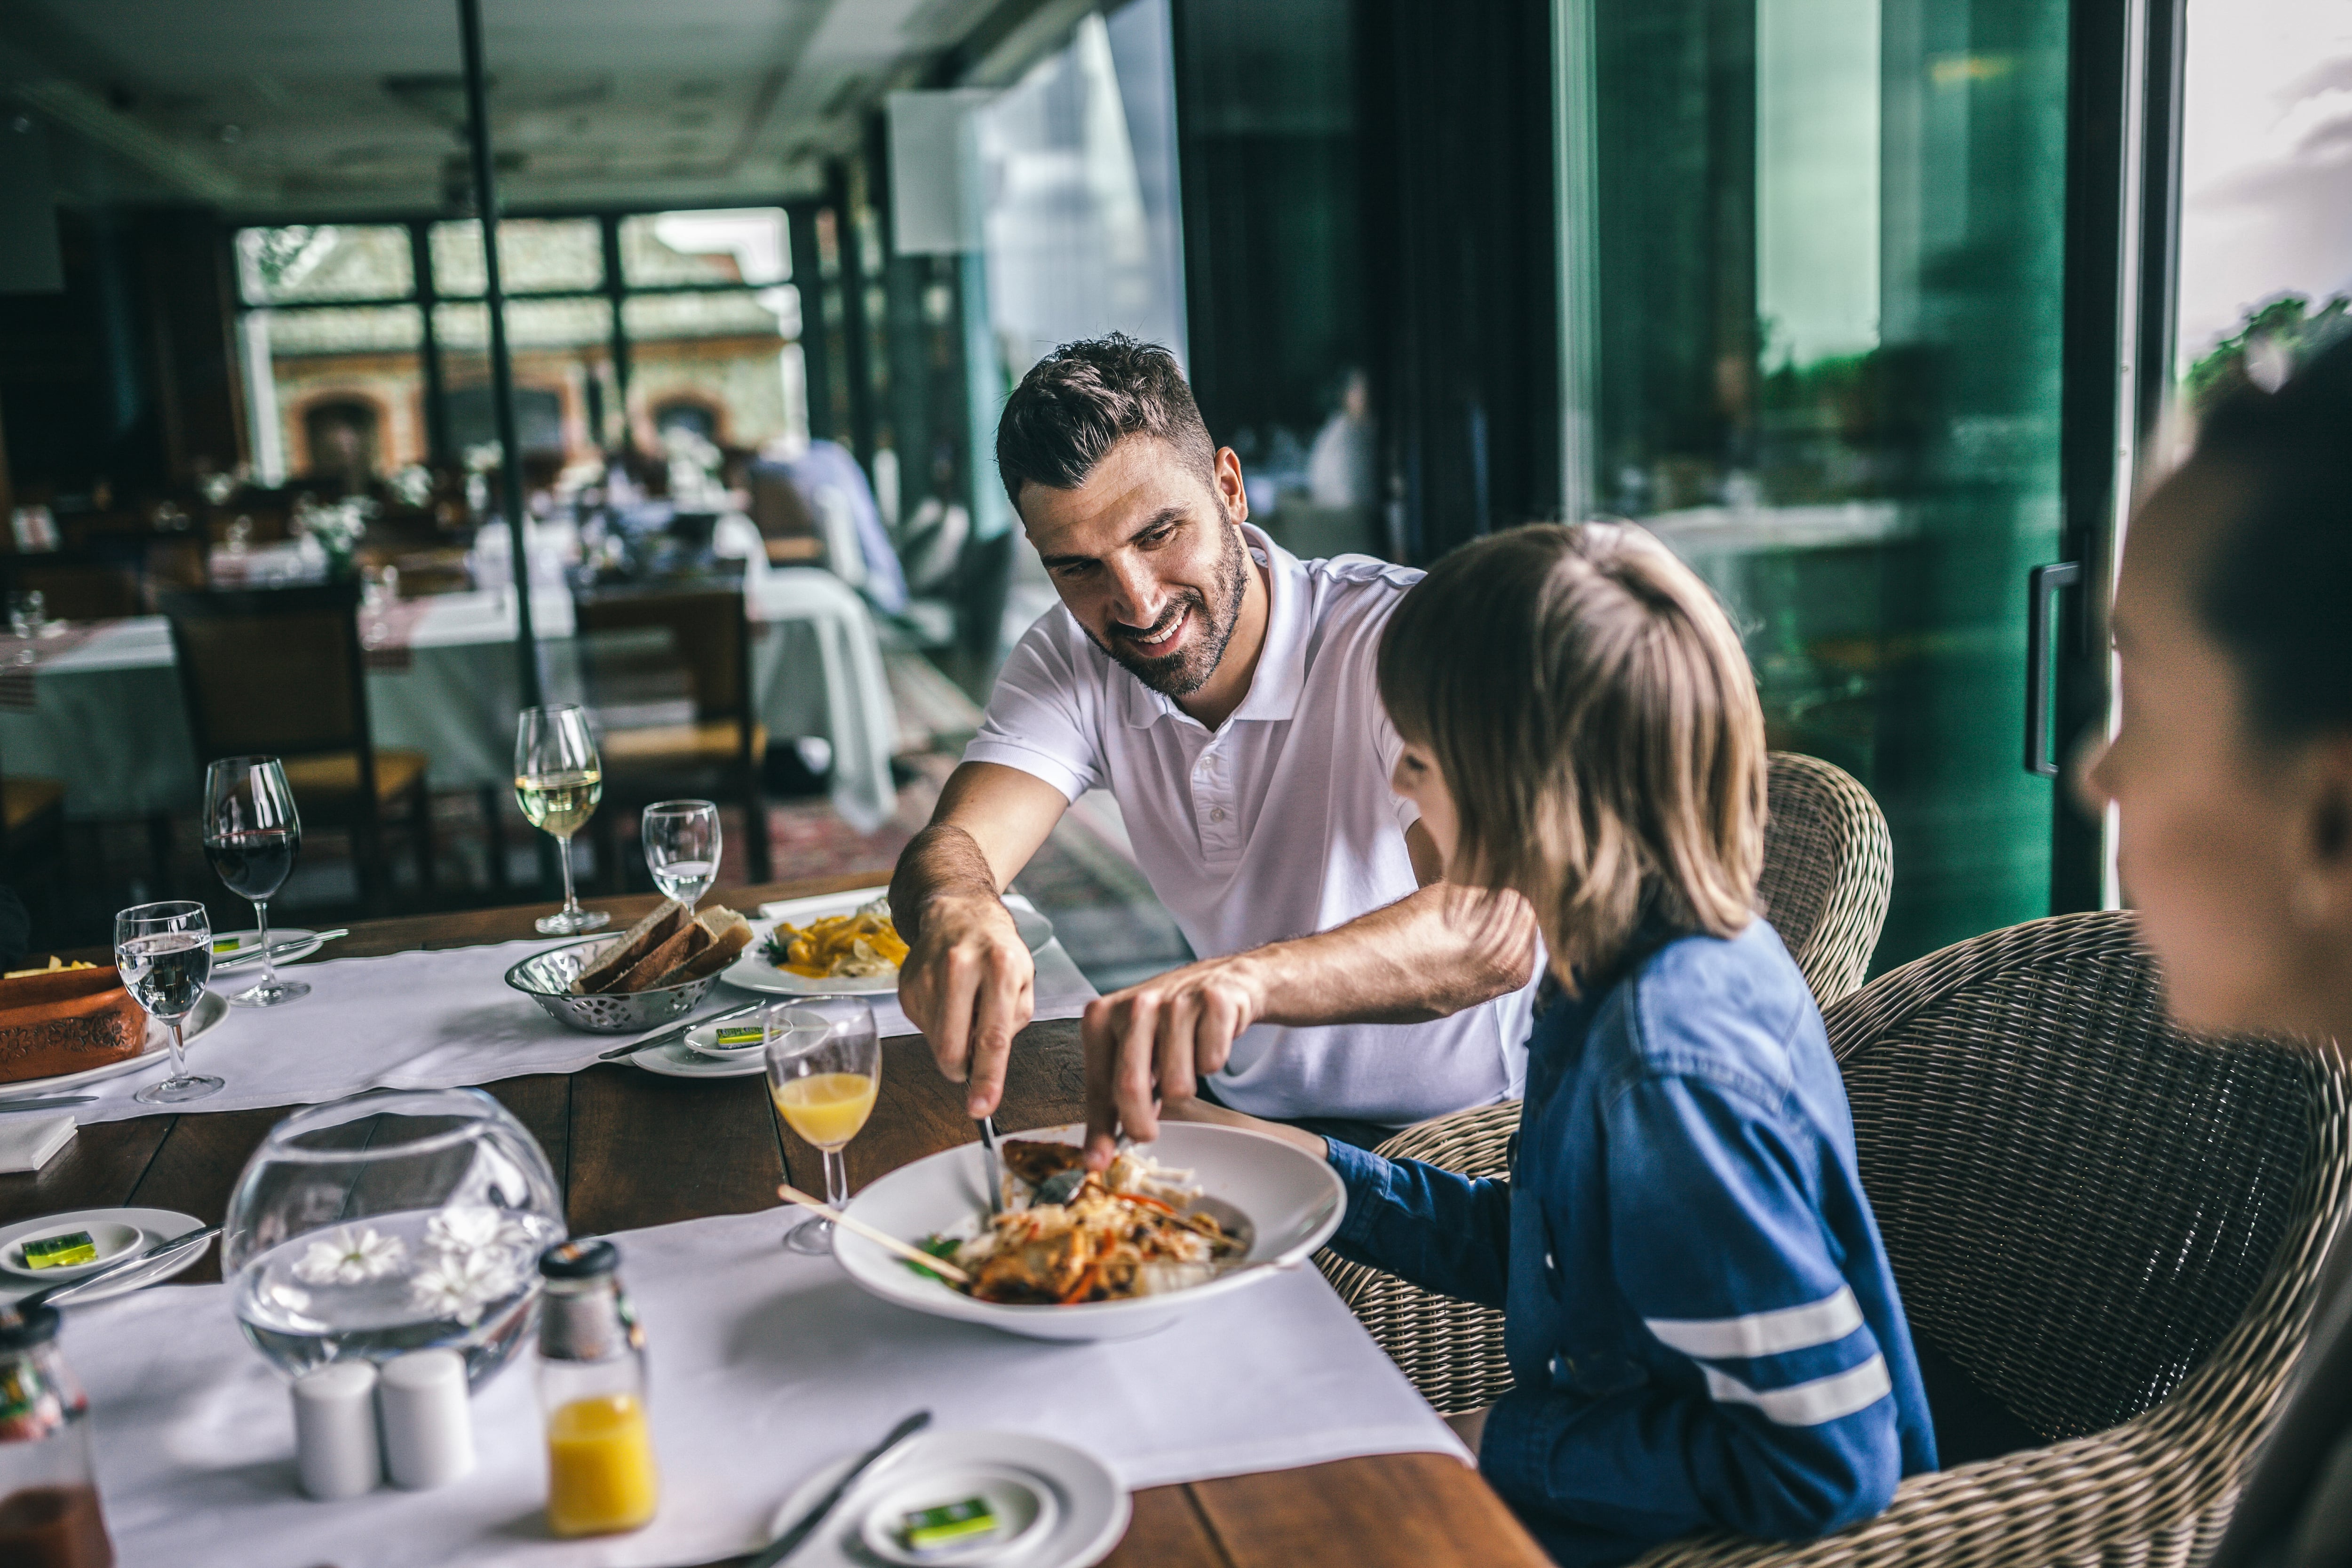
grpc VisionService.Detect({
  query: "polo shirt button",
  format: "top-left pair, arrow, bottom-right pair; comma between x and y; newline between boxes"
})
1210,808 -> 1227,823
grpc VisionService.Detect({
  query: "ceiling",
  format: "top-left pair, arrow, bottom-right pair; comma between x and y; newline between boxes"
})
0,0 -> 1068,217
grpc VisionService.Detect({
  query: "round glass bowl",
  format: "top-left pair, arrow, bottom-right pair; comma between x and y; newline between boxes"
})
222,1088 -> 565,1388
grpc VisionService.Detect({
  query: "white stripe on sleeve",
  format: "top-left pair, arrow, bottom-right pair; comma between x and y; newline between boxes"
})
1644,1285 -> 1866,1360
1701,1355 -> 1893,1427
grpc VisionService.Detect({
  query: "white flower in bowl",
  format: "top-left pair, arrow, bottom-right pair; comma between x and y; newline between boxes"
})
425,1205 -> 532,1261
408,1249 -> 522,1326
292,1226 -> 408,1286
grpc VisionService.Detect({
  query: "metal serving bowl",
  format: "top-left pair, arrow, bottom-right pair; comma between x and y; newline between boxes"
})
504,938 -> 722,1033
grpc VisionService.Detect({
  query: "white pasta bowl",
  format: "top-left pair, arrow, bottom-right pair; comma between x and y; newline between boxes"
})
833,1122 -> 1346,1343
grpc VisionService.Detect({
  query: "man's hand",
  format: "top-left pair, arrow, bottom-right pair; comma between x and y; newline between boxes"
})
889,762 -> 1070,1119
1079,881 -> 1539,1166
898,892 -> 1036,1117
1081,952 -> 1268,1166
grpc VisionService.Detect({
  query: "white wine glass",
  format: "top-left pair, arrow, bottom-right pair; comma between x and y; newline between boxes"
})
117,900 -> 222,1105
766,997 -> 881,1255
641,799 -> 720,911
514,704 -> 610,936
204,756 -> 309,1007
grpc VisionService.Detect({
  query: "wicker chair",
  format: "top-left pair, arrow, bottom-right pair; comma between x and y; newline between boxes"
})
1628,911 -> 2351,1565
1318,751 -> 1896,1413
1753,752 -> 1892,1006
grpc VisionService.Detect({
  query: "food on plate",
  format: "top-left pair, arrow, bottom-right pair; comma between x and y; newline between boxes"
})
0,963 -> 147,1085
762,898 -> 908,979
903,1498 -> 1000,1552
571,904 -> 753,995
22,1230 -> 98,1269
918,1140 -> 1245,1305
2,957 -> 95,980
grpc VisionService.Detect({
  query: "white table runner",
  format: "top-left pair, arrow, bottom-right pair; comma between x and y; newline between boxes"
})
74,1207 -> 1465,1568
58,922 -> 1097,1127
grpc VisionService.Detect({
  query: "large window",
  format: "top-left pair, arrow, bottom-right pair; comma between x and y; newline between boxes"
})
233,208 -> 805,486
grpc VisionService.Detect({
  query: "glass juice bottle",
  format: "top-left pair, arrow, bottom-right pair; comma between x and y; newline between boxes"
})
0,1305 -> 115,1568
536,1239 -> 659,1537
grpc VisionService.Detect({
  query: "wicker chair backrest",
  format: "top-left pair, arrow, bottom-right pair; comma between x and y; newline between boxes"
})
1757,752 -> 1891,1006
1828,908 -> 2320,1443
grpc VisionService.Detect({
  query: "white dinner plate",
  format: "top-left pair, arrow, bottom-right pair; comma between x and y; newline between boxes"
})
209,927 -> 324,971
723,894 -> 1053,998
0,1208 -> 210,1307
765,1429 -> 1128,1568
834,1123 -> 1346,1344
628,1034 -> 767,1079
0,990 -> 230,1099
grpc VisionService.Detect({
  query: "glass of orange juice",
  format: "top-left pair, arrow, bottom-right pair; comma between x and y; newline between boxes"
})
766,996 -> 881,1255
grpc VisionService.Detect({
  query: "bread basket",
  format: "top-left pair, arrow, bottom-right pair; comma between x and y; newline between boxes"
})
504,938 -> 722,1033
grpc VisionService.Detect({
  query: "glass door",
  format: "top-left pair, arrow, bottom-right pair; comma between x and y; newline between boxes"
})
1557,0 -> 2077,972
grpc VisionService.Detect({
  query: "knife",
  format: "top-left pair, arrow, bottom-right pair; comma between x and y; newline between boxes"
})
748,1410 -> 931,1567
596,1000 -> 765,1061
18,1223 -> 221,1313
0,1096 -> 95,1114
214,929 -> 349,971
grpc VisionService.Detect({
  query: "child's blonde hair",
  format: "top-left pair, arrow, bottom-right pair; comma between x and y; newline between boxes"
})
1377,522 -> 1767,989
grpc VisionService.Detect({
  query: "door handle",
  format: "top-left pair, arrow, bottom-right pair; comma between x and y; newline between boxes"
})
2025,561 -> 2083,778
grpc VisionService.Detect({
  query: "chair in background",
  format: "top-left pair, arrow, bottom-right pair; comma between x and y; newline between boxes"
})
572,581 -> 771,889
160,582 -> 433,914
1630,910 -> 2350,1566
1319,752 -> 1897,1413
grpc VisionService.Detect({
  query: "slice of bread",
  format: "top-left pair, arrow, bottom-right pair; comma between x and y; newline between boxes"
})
665,908 -> 755,984
572,900 -> 689,994
616,920 -> 711,993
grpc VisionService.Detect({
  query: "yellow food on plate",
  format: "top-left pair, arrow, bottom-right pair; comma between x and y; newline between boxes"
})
766,910 -> 908,979
3,957 -> 96,980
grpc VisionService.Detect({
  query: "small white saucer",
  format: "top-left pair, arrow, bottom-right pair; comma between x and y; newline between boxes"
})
0,1220 -> 143,1280
767,1429 -> 1128,1568
0,1209 -> 209,1306
630,1035 -> 766,1079
858,1463 -> 1059,1567
685,1019 -> 768,1059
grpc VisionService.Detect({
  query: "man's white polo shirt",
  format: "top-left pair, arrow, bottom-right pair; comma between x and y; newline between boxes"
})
964,526 -> 1536,1125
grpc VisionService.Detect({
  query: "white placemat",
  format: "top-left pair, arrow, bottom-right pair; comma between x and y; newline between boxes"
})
74,1206 -> 1465,1568
56,926 -> 1097,1127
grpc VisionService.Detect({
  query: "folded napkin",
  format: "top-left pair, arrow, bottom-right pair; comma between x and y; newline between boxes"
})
0,1111 -> 76,1173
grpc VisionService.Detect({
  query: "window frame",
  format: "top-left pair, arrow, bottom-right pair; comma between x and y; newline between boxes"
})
229,208 -> 799,471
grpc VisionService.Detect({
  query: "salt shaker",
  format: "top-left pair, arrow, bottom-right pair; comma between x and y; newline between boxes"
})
292,1361 -> 381,1500
376,1350 -> 473,1489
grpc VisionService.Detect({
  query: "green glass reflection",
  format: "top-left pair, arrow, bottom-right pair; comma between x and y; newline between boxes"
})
1568,0 -> 2069,970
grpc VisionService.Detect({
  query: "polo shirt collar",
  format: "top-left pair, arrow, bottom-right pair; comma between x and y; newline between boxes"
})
1120,523 -> 1309,730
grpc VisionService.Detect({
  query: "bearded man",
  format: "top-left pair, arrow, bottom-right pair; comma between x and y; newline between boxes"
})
890,334 -> 1540,1152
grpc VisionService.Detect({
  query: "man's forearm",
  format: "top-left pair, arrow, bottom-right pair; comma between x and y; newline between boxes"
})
889,823 -> 1002,947
1244,884 -> 1538,1027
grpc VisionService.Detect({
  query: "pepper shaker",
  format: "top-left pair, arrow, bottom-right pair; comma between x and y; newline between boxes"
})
377,1349 -> 473,1489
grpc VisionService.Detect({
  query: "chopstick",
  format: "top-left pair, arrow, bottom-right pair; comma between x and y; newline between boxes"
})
775,1183 -> 972,1285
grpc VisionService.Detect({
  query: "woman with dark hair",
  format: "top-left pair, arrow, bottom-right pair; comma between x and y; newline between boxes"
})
2080,333 -> 2352,1567
1207,523 -> 1935,1565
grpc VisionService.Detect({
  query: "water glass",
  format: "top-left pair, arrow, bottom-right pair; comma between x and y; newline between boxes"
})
515,705 -> 609,936
116,900 -> 222,1105
641,800 -> 720,910
7,589 -> 44,638
765,998 -> 882,1255
204,756 -> 309,1007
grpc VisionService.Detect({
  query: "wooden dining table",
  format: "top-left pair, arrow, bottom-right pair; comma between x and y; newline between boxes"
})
7,872 -> 1549,1568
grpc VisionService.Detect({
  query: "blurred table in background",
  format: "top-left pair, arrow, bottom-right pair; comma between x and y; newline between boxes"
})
0,568 -> 897,835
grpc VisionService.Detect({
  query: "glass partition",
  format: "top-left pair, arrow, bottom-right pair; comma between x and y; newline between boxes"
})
1565,0 -> 2071,971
